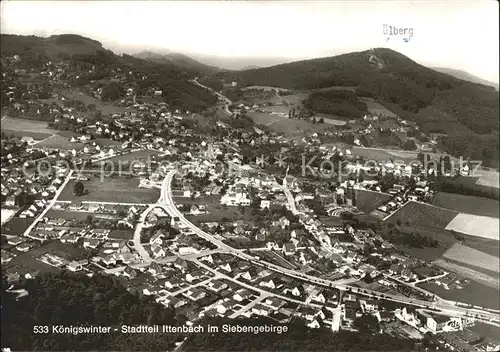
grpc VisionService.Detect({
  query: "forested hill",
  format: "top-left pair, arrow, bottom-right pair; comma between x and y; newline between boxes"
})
1,272 -> 183,351
1,34 -> 218,112
216,48 -> 500,167
1,272 -> 419,352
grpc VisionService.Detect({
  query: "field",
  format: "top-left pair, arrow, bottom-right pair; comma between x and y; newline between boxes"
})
354,189 -> 392,213
359,97 -> 397,118
394,225 -> 499,262
59,177 -> 160,203
442,243 -> 499,273
2,129 -> 53,140
1,116 -> 56,136
446,176 -> 499,199
33,135 -> 83,149
386,201 -> 459,228
246,111 -> 287,126
445,214 -> 499,241
101,150 -> 162,163
323,118 -> 347,126
474,169 -> 499,188
267,119 -> 329,135
109,229 -> 134,240
431,192 -> 499,218
2,217 -> 36,236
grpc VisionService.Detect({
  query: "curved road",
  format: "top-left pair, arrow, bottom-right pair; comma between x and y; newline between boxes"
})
192,78 -> 232,116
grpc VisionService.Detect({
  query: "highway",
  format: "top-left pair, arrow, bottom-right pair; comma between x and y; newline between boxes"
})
138,170 -> 500,325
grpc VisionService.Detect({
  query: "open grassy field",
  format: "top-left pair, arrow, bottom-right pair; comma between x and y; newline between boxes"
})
446,176 -> 499,199
267,119 -> 330,135
101,150 -> 162,163
443,243 -> 499,273
386,201 -> 459,228
59,177 -> 160,203
2,217 -> 36,236
474,169 -> 499,188
246,111 -> 287,126
445,214 -> 499,241
359,97 -> 397,118
354,189 -> 392,214
1,116 -> 55,135
394,225 -> 499,262
33,135 -> 83,149
2,129 -> 53,140
432,192 -> 499,218
109,229 -> 134,240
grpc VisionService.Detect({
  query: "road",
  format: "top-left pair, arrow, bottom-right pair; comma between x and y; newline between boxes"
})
276,184 -> 298,215
229,292 -> 269,319
22,170 -> 74,239
191,78 -> 232,116
132,204 -> 155,262
134,170 -> 500,324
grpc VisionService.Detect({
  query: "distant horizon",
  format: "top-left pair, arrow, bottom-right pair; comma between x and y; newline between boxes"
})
1,1 -> 498,83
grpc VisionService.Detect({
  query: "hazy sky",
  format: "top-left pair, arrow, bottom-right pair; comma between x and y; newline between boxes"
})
1,1 -> 498,82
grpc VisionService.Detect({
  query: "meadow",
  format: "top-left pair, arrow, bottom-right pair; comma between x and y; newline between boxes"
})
1,116 -> 55,135
246,111 -> 286,126
442,243 -> 499,274
100,150 -> 162,163
445,214 -> 499,241
354,189 -> 392,214
359,97 -> 397,118
59,176 -> 160,203
386,201 -> 459,228
431,192 -> 499,218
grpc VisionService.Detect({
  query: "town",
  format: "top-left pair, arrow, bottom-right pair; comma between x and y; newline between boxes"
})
1,16 -> 499,352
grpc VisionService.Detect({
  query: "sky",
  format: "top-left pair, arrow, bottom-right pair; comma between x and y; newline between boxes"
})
1,1 -> 498,82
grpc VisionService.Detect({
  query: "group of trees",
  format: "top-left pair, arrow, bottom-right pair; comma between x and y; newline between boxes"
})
304,90 -> 367,119
381,228 -> 439,248
1,272 -> 183,351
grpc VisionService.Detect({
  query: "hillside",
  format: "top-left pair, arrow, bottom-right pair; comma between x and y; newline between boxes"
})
217,48 -> 500,167
0,34 -> 218,113
431,67 -> 499,91
134,50 -> 221,74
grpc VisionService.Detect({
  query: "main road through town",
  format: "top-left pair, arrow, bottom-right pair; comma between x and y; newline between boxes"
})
150,170 -> 500,324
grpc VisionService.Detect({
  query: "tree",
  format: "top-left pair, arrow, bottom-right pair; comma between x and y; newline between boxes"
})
401,139 -> 417,151
86,215 -> 93,225
73,181 -> 85,196
353,314 -> 380,333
